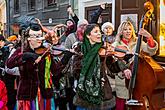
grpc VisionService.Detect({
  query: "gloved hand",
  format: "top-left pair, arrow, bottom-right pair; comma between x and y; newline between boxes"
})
22,52 -> 39,62
61,51 -> 73,65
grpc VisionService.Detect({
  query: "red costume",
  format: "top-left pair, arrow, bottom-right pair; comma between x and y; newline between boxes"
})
0,80 -> 8,110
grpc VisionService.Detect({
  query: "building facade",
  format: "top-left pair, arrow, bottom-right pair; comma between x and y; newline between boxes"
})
78,0 -> 115,26
2,0 -> 165,59
8,0 -> 71,33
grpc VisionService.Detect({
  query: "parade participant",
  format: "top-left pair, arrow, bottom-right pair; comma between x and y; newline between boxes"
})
101,22 -> 115,44
6,23 -> 44,110
111,20 -> 158,110
0,35 -> 9,71
7,35 -> 18,46
0,80 -> 8,110
65,5 -> 79,36
101,22 -> 117,110
41,7 -> 80,110
6,21 -> 73,110
62,19 -> 88,110
5,36 -> 20,76
64,19 -> 88,49
0,35 -> 16,110
74,24 -> 118,110
6,23 -> 56,110
10,19 -> 22,49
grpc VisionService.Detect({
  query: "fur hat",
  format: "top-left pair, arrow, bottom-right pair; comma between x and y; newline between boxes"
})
101,22 -> 114,32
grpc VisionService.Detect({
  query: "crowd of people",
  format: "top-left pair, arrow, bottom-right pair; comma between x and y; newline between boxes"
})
0,3 -> 158,110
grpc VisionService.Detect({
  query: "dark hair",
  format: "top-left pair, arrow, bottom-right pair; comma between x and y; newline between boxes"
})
0,35 -> 5,41
65,19 -> 74,25
84,24 -> 99,35
29,23 -> 42,31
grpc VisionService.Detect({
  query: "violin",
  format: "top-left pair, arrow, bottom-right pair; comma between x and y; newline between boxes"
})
35,44 -> 83,57
35,47 -> 49,55
51,45 -> 83,56
51,45 -> 67,56
34,44 -> 64,56
99,42 -> 128,58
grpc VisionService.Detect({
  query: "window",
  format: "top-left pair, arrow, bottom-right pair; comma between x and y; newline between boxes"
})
14,0 -> 19,14
28,0 -> 36,11
47,0 -> 57,6
159,0 -> 165,56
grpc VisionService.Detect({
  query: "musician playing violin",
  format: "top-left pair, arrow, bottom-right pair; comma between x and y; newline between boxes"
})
73,24 -> 126,110
6,22 -> 73,110
111,20 -> 158,110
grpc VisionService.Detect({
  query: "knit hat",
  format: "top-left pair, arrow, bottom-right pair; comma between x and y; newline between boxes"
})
101,22 -> 114,32
77,19 -> 88,27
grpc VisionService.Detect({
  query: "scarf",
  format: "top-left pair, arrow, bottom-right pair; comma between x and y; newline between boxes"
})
77,36 -> 103,105
45,55 -> 52,88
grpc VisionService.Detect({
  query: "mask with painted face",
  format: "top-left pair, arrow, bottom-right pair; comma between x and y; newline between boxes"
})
28,23 -> 44,50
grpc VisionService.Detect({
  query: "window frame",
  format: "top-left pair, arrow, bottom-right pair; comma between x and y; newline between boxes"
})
45,0 -> 57,8
28,0 -> 36,11
14,0 -> 20,14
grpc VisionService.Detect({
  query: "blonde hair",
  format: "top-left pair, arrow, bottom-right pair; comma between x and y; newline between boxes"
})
115,21 -> 136,42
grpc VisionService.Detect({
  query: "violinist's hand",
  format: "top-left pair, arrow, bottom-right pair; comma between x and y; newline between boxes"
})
138,28 -> 152,39
123,69 -> 132,79
34,56 -> 42,64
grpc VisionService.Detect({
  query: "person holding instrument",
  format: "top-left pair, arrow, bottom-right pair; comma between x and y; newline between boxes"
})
101,22 -> 116,107
111,20 -> 158,110
6,22 -> 73,110
73,24 -> 133,110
